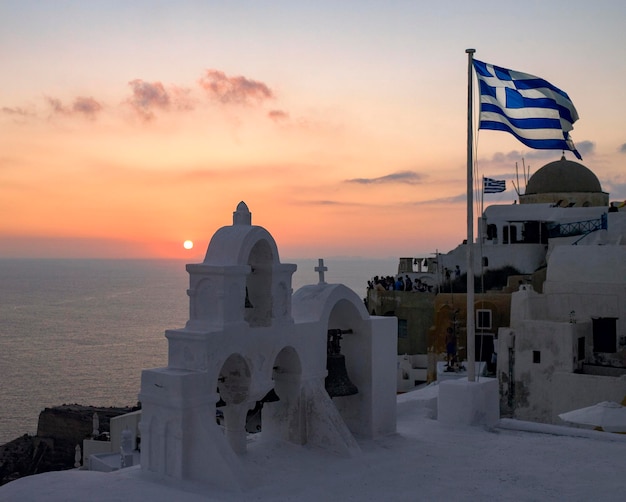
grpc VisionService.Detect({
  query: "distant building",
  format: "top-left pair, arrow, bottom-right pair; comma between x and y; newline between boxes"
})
492,157 -> 626,423
498,243 -> 626,423
429,282 -> 519,380
519,156 -> 609,207
374,154 -> 626,399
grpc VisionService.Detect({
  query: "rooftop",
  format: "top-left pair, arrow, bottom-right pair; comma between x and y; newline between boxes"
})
3,385 -> 625,501
525,156 -> 603,194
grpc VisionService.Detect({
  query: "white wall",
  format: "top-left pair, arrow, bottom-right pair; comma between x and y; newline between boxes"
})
502,320 -> 580,423
552,372 -> 626,423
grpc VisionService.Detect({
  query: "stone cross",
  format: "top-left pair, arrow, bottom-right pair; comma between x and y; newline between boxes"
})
315,258 -> 328,284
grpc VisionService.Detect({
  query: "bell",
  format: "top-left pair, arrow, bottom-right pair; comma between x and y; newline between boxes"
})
325,353 -> 358,397
259,388 -> 280,403
216,388 -> 226,407
325,328 -> 358,398
245,287 -> 254,309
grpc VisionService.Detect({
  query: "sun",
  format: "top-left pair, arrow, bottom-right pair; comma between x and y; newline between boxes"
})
183,240 -> 194,250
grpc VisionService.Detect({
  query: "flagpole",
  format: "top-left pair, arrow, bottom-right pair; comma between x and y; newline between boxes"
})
480,176 -> 485,262
481,176 -> 485,216
466,48 -> 476,382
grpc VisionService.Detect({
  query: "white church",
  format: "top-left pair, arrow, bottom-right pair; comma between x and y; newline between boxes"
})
138,201 -> 398,488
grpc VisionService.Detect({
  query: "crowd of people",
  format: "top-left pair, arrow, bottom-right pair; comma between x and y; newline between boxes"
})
367,275 -> 434,293
367,264 -> 461,294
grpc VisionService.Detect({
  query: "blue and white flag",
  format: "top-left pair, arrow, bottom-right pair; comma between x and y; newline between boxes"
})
483,177 -> 506,193
473,59 -> 581,160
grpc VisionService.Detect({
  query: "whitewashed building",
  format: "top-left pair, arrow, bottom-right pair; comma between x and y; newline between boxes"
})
498,243 -> 626,423
138,202 -> 397,489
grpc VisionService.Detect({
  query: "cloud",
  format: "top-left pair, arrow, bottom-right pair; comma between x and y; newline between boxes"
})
268,109 -> 289,122
126,80 -> 170,120
45,96 -> 103,119
416,193 -> 467,205
6,67 -> 272,124
298,200 -> 352,206
46,97 -> 68,115
486,149 -> 558,165
198,69 -> 274,105
125,80 -> 196,120
484,140 -> 596,166
296,194 -> 467,208
72,97 -> 103,118
2,106 -> 33,117
575,140 -> 595,157
169,86 -> 196,111
345,170 -> 425,185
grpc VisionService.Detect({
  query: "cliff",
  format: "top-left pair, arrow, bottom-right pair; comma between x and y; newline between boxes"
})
0,404 -> 137,486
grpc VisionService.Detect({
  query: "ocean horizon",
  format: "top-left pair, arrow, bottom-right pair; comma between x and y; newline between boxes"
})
0,256 -> 398,444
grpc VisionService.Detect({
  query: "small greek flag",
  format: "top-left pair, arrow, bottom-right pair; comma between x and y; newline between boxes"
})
484,177 -> 506,193
473,59 -> 581,160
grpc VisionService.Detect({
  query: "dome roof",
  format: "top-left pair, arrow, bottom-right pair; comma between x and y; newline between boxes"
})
525,156 -> 603,194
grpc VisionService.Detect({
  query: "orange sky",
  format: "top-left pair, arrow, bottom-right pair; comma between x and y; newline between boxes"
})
2,2 -> 625,259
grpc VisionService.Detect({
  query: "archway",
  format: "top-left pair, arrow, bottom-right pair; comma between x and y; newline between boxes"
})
216,353 -> 252,454
245,239 -> 274,327
272,346 -> 302,402
258,346 -> 304,443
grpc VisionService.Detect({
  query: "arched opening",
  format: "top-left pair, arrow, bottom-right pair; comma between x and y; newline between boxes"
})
272,346 -> 302,402
245,239 -> 273,327
217,353 -> 251,406
325,299 -> 365,431
244,346 -> 303,435
215,353 -> 253,451
252,346 -> 302,443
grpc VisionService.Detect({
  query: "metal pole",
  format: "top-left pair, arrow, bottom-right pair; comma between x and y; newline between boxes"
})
466,48 -> 476,382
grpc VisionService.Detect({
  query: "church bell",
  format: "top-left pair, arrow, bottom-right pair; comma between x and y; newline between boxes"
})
259,388 -> 280,403
216,388 -> 226,407
325,329 -> 358,398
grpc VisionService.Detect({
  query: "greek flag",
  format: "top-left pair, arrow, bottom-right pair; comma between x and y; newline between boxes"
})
473,59 -> 581,160
483,177 -> 506,193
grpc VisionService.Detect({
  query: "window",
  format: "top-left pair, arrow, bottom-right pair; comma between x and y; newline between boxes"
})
533,351 -> 541,364
503,225 -> 518,244
476,309 -> 492,330
592,317 -> 618,353
398,319 -> 408,339
523,221 -> 541,244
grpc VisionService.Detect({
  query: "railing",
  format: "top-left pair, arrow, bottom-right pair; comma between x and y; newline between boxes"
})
546,213 -> 607,241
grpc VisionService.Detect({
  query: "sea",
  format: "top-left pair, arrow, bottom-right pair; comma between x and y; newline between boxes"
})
0,257 -> 397,445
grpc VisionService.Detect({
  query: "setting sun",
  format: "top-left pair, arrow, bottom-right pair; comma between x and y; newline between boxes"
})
183,240 -> 194,250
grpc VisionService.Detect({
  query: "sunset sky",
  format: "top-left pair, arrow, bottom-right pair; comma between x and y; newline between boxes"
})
2,1 -> 625,259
